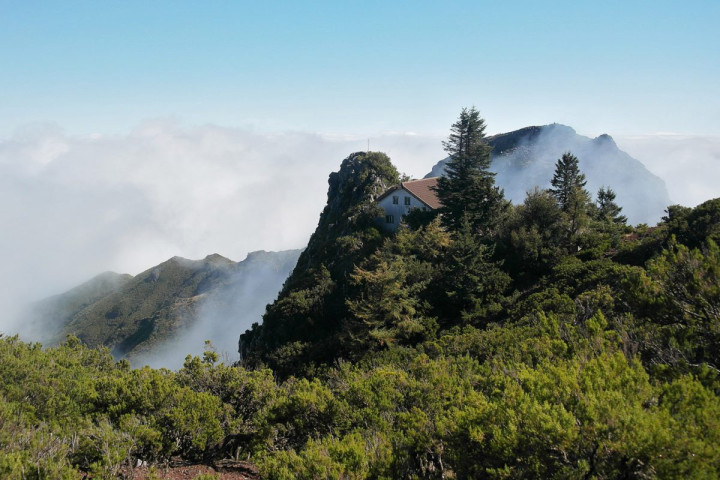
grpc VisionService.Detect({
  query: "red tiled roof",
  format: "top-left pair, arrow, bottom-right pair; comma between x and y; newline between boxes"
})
402,177 -> 441,209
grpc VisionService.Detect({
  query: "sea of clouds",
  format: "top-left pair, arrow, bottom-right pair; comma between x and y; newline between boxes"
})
616,133 -> 720,209
0,121 -> 442,337
1,121 -> 718,351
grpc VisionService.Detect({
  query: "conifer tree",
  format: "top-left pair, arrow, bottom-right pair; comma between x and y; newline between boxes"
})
549,152 -> 587,211
549,151 -> 591,239
500,187 -> 566,279
434,107 -> 504,234
596,186 -> 627,225
430,216 -> 510,325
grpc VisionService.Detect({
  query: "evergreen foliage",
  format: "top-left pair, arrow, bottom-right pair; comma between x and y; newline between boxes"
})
549,151 -> 588,211
499,187 -> 566,280
429,218 -> 510,326
646,238 -> 720,371
596,186 -> 627,225
240,151 -> 399,376
665,198 -> 720,249
434,107 -> 505,234
549,151 -> 593,245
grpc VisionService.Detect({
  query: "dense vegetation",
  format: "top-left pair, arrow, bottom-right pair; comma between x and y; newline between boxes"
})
3,111 -> 720,478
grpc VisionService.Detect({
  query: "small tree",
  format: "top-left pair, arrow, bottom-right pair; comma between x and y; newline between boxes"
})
434,107 -> 504,234
549,152 -> 591,240
501,187 -> 567,279
596,186 -> 627,225
648,238 -> 720,370
550,152 -> 587,211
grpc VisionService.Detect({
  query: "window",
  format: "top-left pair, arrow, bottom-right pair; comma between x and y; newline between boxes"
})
386,215 -> 394,224
404,196 -> 411,205
392,196 -> 398,205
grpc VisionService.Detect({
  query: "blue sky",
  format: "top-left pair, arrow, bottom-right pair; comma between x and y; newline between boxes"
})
2,0 -> 718,137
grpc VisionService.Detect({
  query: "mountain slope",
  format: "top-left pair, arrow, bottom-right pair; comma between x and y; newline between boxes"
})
240,151 -> 399,374
30,249 -> 301,366
27,271 -> 133,341
61,254 -> 237,358
426,124 -> 671,224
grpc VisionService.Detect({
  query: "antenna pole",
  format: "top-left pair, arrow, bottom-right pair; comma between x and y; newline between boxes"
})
367,138 -> 370,152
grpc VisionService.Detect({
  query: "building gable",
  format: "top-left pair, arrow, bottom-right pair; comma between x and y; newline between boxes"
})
375,177 -> 441,231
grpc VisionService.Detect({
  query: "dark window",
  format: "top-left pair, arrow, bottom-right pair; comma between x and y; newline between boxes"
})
404,196 -> 411,205
386,215 -> 394,224
392,196 -> 399,204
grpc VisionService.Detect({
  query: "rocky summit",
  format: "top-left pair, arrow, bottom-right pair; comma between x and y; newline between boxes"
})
426,124 -> 670,225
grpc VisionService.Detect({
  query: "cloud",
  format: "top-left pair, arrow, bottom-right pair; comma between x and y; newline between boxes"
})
615,134 -> 720,208
0,121 -> 441,337
3,120 -> 718,344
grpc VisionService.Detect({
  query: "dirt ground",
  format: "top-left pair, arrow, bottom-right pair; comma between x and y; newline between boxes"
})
124,460 -> 258,480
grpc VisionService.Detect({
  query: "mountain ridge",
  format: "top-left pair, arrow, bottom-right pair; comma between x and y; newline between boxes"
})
426,123 -> 670,224
26,249 -> 302,367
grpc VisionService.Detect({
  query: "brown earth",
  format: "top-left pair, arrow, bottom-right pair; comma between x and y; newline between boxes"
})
122,459 -> 258,480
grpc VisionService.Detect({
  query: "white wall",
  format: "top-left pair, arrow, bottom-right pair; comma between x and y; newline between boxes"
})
376,188 -> 430,231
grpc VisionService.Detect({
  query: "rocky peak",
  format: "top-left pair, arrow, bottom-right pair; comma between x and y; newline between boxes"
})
425,123 -> 671,225
593,133 -> 618,149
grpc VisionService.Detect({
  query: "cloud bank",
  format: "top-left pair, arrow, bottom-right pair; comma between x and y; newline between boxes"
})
615,134 -> 720,208
0,121 -> 442,336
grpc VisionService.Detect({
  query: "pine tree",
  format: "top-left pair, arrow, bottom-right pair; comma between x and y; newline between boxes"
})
549,151 -> 591,239
434,107 -> 504,234
596,186 -> 627,225
550,152 -> 587,211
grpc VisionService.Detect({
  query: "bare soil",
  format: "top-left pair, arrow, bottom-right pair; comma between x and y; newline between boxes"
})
123,459 -> 258,480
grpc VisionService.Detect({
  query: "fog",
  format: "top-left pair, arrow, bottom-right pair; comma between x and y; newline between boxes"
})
0,121 -> 442,339
2,121 -> 718,353
490,125 -> 672,226
427,125 -> 678,225
615,134 -> 720,208
131,250 -> 301,370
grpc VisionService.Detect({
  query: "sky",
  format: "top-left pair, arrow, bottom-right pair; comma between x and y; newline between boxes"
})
0,1 -> 719,337
2,1 -> 719,137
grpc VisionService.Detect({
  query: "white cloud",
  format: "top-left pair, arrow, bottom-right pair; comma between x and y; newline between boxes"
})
0,121 -> 441,336
616,134 -> 720,208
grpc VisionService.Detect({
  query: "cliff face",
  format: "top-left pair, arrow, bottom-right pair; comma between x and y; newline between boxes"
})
426,124 -> 671,225
239,151 -> 399,374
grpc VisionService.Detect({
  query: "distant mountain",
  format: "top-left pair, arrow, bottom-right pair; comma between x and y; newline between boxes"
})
28,249 -> 301,367
29,271 -> 134,339
426,124 -> 671,225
